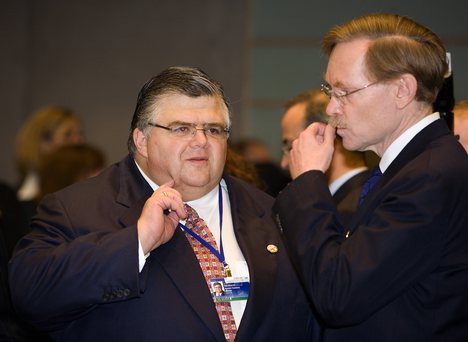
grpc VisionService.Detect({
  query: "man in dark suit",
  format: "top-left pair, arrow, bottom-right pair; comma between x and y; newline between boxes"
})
274,14 -> 468,341
280,89 -> 369,226
9,67 -> 316,341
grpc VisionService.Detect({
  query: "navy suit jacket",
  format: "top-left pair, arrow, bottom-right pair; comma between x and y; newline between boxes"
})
9,155 -> 316,341
274,120 -> 468,341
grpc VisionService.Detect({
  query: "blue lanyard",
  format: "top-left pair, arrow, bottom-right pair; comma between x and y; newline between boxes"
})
179,184 -> 231,275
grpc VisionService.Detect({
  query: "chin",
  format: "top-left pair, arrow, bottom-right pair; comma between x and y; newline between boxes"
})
342,140 -> 359,152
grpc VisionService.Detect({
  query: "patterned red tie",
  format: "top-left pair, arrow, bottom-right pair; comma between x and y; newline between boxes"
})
183,204 -> 237,342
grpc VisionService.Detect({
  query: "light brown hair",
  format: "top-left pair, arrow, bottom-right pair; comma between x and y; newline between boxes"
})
322,13 -> 448,104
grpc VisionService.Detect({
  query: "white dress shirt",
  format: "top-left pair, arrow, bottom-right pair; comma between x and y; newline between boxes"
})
329,167 -> 368,195
379,112 -> 440,172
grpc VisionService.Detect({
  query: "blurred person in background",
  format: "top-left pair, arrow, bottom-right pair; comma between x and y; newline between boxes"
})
232,138 -> 290,196
454,100 -> 468,152
224,147 -> 264,191
36,143 -> 106,203
14,105 -> 84,202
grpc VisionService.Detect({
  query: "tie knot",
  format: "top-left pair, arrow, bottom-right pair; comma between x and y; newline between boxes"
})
183,204 -> 204,231
184,203 -> 198,220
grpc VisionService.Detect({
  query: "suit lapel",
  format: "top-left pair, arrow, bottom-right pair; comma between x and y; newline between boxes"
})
349,119 -> 451,229
224,176 -> 278,341
333,170 -> 369,205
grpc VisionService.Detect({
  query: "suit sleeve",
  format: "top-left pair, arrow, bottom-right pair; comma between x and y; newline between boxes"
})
8,193 -> 143,331
274,168 -> 450,327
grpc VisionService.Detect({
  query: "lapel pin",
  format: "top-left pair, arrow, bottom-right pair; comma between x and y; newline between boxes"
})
266,244 -> 278,254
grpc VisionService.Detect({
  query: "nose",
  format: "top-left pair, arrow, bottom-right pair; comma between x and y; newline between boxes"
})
325,97 -> 343,123
190,128 -> 208,145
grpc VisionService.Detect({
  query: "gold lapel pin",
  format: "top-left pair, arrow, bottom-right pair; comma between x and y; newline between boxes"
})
266,244 -> 278,254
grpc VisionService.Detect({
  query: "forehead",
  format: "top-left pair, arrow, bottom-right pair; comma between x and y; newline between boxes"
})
282,103 -> 307,141
325,38 -> 371,86
155,93 -> 227,123
282,103 -> 306,127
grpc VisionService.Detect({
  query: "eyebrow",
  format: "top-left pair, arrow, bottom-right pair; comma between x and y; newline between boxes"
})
322,73 -> 347,89
165,120 -> 226,126
325,80 -> 347,89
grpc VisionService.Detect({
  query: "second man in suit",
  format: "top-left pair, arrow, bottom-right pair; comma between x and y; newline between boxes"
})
274,13 -> 468,341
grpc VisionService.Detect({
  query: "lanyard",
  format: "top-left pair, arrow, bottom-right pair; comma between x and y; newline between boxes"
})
179,184 -> 231,277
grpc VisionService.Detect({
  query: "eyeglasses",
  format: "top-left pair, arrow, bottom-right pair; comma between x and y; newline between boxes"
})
321,81 -> 379,105
281,140 -> 293,155
148,122 -> 230,140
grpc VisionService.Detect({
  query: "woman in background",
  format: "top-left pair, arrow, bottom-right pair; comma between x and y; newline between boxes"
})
14,105 -> 84,202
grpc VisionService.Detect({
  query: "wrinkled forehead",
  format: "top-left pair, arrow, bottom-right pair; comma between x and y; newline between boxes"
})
152,93 -> 229,125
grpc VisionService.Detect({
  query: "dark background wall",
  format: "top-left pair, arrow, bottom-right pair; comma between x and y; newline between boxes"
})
0,0 -> 249,186
1,0 -> 467,186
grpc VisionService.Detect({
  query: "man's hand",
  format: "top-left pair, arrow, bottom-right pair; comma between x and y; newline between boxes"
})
137,180 -> 186,254
289,122 -> 336,179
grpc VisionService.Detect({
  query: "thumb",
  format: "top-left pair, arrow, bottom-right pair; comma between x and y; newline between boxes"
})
161,179 -> 175,189
323,124 -> 336,145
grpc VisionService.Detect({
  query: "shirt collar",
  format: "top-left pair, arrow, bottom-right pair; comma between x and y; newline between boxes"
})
379,112 -> 440,173
329,167 -> 368,195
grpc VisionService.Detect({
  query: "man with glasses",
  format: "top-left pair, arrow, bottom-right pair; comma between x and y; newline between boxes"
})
274,14 -> 468,341
9,67 -> 317,341
280,89 -> 369,226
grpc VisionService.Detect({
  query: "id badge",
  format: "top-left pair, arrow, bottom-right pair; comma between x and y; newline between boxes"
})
210,277 -> 250,302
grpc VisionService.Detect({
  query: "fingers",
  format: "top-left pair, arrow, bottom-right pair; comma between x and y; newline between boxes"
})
154,182 -> 186,220
137,182 -> 186,254
288,122 -> 335,176
324,123 -> 337,143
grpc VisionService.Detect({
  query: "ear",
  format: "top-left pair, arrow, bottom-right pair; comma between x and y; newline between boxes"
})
395,74 -> 417,109
133,128 -> 148,158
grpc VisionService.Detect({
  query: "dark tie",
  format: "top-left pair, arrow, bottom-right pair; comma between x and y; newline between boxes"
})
183,204 -> 237,342
358,166 -> 382,204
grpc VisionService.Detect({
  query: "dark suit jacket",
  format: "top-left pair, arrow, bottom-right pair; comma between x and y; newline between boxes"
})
9,155 -> 316,341
0,182 -> 50,341
274,120 -> 468,342
332,170 -> 369,227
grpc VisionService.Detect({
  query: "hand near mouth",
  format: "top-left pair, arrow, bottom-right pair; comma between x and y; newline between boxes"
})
288,122 -> 336,179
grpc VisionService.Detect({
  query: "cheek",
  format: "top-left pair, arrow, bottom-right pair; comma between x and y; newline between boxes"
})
149,140 -> 180,167
212,144 -> 227,170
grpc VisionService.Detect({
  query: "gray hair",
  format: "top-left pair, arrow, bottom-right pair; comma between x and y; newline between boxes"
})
127,66 -> 231,154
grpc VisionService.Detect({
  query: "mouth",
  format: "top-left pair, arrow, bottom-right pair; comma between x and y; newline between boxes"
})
187,156 -> 209,164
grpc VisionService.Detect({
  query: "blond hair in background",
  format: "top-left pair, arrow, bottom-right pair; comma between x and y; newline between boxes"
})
14,105 -> 84,200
